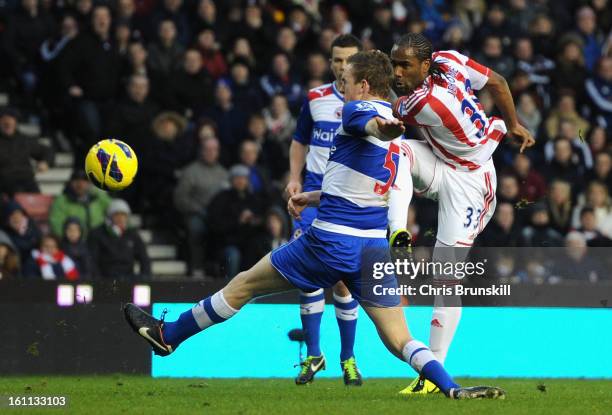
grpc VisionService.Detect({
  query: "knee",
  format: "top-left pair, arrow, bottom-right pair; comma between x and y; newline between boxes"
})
332,282 -> 351,297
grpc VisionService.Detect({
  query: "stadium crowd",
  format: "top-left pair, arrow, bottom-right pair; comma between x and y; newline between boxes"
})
0,0 -> 611,283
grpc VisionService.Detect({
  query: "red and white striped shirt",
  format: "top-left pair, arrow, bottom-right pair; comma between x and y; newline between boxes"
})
394,50 -> 507,171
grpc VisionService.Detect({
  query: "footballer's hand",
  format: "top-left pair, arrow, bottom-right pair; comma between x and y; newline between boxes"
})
285,180 -> 302,197
508,124 -> 535,153
288,193 -> 309,220
36,161 -> 49,173
376,117 -> 405,139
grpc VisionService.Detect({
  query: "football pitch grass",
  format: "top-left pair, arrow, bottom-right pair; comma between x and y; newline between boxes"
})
1,376 -> 611,414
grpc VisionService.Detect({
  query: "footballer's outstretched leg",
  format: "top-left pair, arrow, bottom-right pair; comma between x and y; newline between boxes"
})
124,253 -> 295,354
362,305 -> 505,400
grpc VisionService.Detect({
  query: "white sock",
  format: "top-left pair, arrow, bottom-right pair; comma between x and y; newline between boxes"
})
429,303 -> 462,364
388,142 -> 413,233
429,240 -> 465,364
191,290 -> 239,330
401,339 -> 436,372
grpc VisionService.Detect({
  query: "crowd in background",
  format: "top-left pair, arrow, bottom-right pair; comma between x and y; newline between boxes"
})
0,0 -> 611,283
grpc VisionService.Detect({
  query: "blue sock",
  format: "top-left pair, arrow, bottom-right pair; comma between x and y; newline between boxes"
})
300,289 -> 325,357
162,291 -> 238,349
333,293 -> 358,361
403,340 -> 459,395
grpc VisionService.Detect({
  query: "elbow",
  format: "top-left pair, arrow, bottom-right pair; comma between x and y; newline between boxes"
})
485,70 -> 508,90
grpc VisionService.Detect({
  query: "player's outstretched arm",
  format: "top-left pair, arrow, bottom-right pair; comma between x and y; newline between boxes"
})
365,117 -> 406,141
288,191 -> 321,220
483,71 -> 535,152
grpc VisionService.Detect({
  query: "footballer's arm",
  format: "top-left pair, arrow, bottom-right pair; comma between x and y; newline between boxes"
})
365,117 -> 406,142
286,140 -> 307,196
482,70 -> 535,152
287,190 -> 321,220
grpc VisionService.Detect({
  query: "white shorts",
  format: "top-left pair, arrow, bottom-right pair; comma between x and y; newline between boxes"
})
402,140 -> 497,246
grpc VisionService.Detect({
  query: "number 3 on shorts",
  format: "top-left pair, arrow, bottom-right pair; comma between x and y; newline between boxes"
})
464,207 -> 482,230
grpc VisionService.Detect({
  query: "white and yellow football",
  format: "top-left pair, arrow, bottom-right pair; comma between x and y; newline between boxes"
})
84,139 -> 138,191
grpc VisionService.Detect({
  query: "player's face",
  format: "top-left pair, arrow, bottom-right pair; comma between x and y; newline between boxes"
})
390,46 -> 430,94
330,46 -> 360,90
341,65 -> 365,102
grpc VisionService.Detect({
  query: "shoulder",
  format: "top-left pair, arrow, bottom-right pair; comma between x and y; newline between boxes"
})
433,50 -> 467,66
394,84 -> 431,118
307,83 -> 334,102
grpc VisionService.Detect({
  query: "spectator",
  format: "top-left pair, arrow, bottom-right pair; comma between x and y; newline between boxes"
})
115,21 -> 132,57
361,4 -> 396,54
440,23 -> 470,55
246,113 -> 285,180
244,206 -> 289,267
477,202 -> 521,247
49,169 -> 111,237
263,94 -> 296,150
60,217 -> 91,278
260,52 -> 304,112
59,5 -> 122,161
3,0 -> 56,105
201,80 -> 247,161
226,58 -> 264,113
147,20 -> 184,76
195,28 -> 227,80
167,48 -> 214,117
0,230 -> 21,280
174,136 -> 229,275
546,180 -> 573,235
305,52 -> 329,84
512,153 -> 547,202
2,201 -> 41,268
88,199 -> 151,279
226,37 -> 257,74
207,165 -> 266,279
572,181 -> 612,238
516,92 -> 542,138
572,6 -> 604,71
108,74 -> 159,157
519,203 -> 564,247
150,0 -> 190,46
585,57 -> 612,129
550,231 -> 601,283
544,119 -> 593,172
587,126 -> 608,156
23,234 -> 79,280
39,14 -> 79,134
544,93 -> 590,141
239,140 -> 271,195
474,35 -> 514,79
575,207 -> 612,247
276,26 -> 300,67
141,111 -> 190,222
236,4 -> 275,61
475,5 -> 514,50
0,107 -> 52,194
546,138 -> 585,189
586,152 -> 612,192
528,14 -> 556,58
552,38 -> 588,105
191,0 -> 227,46
513,37 -> 555,107
497,174 -> 520,205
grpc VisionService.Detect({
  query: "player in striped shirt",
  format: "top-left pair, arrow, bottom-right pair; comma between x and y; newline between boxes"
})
285,34 -> 365,386
125,50 -> 505,400
387,33 -> 535,394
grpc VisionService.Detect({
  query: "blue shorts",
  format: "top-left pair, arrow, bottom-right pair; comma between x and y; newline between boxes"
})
270,226 -> 399,307
291,206 -> 318,239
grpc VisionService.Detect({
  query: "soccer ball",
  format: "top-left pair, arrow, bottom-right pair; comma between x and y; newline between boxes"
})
84,139 -> 138,191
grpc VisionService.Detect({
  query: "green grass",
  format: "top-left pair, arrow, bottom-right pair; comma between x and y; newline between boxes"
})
1,377 -> 611,414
